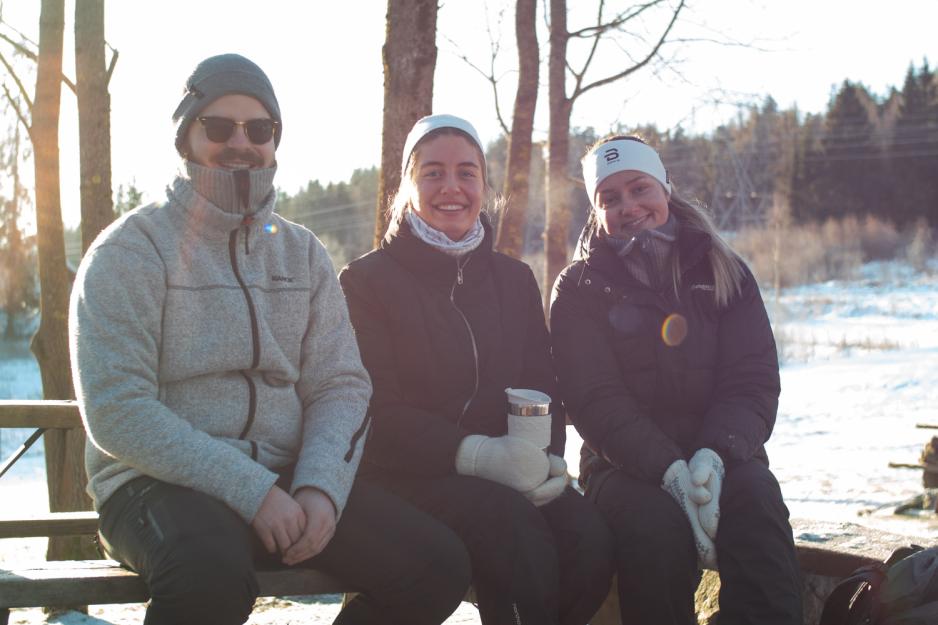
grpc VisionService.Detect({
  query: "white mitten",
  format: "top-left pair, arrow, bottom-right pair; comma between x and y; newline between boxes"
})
455,434 -> 550,492
661,459 -> 718,570
524,454 -> 569,507
689,448 -> 725,541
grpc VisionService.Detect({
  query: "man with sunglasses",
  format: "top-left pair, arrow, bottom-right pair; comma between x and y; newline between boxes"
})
68,53 -> 470,625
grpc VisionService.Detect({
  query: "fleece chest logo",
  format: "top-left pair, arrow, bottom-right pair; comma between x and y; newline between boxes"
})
691,283 -> 715,292
271,275 -> 295,283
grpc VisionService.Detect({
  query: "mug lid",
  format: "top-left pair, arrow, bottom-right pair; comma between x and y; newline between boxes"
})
505,388 -> 551,415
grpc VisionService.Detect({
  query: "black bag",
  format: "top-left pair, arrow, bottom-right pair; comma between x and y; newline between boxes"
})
819,544 -> 938,625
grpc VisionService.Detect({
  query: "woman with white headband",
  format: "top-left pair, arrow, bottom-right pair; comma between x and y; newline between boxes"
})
550,135 -> 802,625
339,114 -> 614,625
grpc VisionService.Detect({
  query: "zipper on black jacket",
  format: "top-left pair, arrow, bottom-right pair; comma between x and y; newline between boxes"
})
451,255 -> 479,427
229,228 -> 261,439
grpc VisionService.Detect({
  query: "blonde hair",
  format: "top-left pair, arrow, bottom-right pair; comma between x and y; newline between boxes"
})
386,127 -> 502,230
583,134 -> 744,308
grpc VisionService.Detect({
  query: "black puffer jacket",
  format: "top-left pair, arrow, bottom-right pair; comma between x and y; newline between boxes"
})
339,215 -> 564,477
549,222 -> 779,489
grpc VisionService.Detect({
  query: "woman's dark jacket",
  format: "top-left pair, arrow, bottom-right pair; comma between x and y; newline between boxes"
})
549,221 -> 779,489
339,215 -> 564,477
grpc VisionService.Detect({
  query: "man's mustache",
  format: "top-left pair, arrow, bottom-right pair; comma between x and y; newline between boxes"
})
217,147 -> 265,167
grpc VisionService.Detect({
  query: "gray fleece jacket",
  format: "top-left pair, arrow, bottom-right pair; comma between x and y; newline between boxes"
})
68,165 -> 372,523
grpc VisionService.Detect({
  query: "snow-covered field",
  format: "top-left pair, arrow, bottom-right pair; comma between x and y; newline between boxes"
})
2,259 -> 938,623
764,261 -> 938,536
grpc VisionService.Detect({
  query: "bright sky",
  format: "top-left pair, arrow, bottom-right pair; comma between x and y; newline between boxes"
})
2,0 -> 936,228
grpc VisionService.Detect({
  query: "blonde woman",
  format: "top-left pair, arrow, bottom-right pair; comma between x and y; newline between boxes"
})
550,135 -> 802,625
339,115 -> 614,625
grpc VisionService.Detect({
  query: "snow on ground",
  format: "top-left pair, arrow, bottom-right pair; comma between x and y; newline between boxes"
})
4,597 -> 487,625
766,261 -> 938,537
3,259 -> 938,623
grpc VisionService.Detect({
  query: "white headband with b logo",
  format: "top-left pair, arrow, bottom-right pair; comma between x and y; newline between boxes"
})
582,139 -> 671,205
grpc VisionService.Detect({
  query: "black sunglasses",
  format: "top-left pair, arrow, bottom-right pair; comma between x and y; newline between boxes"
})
197,116 -> 278,145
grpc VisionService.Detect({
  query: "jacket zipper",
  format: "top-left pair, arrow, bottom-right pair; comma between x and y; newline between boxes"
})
234,169 -> 252,256
229,225 -> 261,440
243,216 -> 252,255
238,371 -> 257,440
451,254 -> 479,427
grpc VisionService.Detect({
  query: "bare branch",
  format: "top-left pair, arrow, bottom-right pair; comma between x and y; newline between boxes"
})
1,82 -> 30,135
568,0 -> 665,38
0,29 -> 37,61
105,45 -> 118,84
0,48 -> 33,110
0,18 -> 39,56
675,13 -> 783,54
669,35 -> 772,53
567,0 -> 606,98
573,0 -> 686,102
61,73 -> 76,94
2,26 -> 76,93
441,12 -> 511,137
482,1 -> 510,135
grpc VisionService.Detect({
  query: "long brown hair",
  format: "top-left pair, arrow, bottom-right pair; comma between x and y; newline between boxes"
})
582,134 -> 744,308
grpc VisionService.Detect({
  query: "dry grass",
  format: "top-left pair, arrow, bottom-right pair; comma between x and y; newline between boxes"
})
771,325 -> 902,365
907,218 -> 934,272
734,215 -> 929,288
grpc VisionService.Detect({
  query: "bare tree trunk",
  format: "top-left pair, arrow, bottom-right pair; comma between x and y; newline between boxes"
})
495,0 -> 538,260
375,0 -> 438,245
32,0 -> 94,563
542,0 -> 685,313
544,0 -> 571,311
75,0 -> 114,253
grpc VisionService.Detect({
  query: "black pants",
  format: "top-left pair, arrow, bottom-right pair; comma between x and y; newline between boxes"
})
588,459 -> 803,625
366,473 -> 615,625
98,476 -> 471,625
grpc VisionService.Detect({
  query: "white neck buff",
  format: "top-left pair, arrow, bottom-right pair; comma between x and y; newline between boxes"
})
405,210 -> 485,257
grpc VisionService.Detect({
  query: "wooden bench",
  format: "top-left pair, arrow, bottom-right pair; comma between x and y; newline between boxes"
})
0,400 -> 355,624
0,400 -> 926,625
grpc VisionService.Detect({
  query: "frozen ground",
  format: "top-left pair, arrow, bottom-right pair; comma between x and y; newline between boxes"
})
3,259 -> 938,623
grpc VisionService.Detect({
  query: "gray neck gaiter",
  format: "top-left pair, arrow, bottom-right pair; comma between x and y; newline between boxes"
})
184,161 -> 277,216
603,214 -> 679,289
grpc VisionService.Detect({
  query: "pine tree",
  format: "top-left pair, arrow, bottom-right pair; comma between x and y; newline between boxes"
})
818,81 -> 885,221
891,60 -> 938,226
790,112 -> 826,223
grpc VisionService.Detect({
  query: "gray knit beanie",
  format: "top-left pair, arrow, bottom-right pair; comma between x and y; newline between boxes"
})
172,53 -> 282,156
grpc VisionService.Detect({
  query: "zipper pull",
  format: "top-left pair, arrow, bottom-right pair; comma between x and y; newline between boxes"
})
456,259 -> 464,285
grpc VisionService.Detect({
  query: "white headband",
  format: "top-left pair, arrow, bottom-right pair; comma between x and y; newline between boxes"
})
401,114 -> 485,176
582,139 -> 670,204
